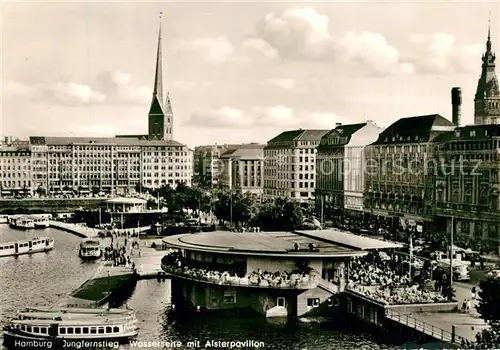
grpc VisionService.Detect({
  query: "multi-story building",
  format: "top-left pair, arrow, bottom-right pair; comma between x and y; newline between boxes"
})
364,114 -> 455,236
193,145 -> 227,187
0,145 -> 32,197
474,25 -> 500,125
29,137 -> 192,196
315,121 -> 381,223
25,16 -> 192,197
264,129 -> 329,202
219,145 -> 265,195
194,143 -> 264,188
434,124 -> 500,254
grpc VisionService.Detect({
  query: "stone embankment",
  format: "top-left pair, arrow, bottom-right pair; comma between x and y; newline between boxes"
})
0,197 -> 107,213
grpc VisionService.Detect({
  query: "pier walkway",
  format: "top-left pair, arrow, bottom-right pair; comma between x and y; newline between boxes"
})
386,283 -> 488,345
49,220 -> 151,238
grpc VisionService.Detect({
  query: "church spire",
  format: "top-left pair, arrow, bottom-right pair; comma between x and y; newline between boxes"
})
153,12 -> 164,102
148,12 -> 174,141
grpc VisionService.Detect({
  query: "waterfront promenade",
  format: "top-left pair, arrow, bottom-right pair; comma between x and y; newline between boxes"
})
49,220 -> 151,238
386,282 -> 488,344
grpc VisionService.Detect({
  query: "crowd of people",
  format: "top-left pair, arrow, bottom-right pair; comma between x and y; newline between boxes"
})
161,252 -> 319,288
103,242 -> 133,268
346,253 -> 447,305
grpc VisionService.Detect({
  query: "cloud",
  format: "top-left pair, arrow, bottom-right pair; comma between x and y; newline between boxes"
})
252,7 -> 406,76
337,31 -> 408,76
4,81 -> 106,106
263,78 -> 295,89
405,33 -> 484,74
4,71 -> 152,106
242,38 -> 278,58
185,105 -> 344,129
95,71 -> 151,104
178,36 -> 235,64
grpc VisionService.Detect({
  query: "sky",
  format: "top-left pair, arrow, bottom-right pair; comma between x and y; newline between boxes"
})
1,1 -> 499,148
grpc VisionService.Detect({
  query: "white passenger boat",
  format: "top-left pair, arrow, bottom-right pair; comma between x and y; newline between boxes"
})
0,237 -> 54,257
8,216 -> 35,230
0,215 -> 8,224
3,308 -> 139,347
78,238 -> 102,261
32,216 -> 50,228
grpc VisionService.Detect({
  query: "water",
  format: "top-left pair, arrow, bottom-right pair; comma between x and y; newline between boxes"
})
0,225 -> 391,350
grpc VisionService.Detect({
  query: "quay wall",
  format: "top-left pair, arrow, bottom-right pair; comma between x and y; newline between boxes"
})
387,303 -> 457,314
0,198 -> 106,213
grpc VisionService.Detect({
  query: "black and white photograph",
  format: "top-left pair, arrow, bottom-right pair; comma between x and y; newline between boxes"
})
1,1 -> 500,349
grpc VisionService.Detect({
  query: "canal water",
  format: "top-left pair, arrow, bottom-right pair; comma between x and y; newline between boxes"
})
0,225 -> 393,350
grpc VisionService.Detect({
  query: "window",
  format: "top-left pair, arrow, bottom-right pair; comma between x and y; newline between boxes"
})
98,327 -> 105,334
106,326 -> 112,333
67,327 -> 73,334
33,327 -> 39,333
307,298 -> 320,307
40,328 -> 47,334
90,327 -> 97,334
223,288 -> 236,303
82,327 -> 89,334
75,327 -> 81,334
277,297 -> 285,307
60,328 -> 66,334
113,326 -> 120,333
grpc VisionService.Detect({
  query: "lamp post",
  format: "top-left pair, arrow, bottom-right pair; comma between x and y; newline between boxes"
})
230,191 -> 233,226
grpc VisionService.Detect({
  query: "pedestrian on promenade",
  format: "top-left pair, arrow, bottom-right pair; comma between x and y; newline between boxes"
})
466,299 -> 471,313
472,287 -> 477,300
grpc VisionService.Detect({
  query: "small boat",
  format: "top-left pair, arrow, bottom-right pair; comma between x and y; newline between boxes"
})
9,216 -> 35,230
78,238 -> 102,261
32,216 -> 50,229
0,215 -> 8,224
3,308 -> 139,347
0,237 -> 54,258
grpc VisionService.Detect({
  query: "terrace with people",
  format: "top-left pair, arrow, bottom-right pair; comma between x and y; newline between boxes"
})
346,253 -> 449,305
161,229 -> 402,292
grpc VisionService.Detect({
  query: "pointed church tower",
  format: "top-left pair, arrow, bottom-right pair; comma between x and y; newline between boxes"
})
148,13 -> 174,140
474,21 -> 500,124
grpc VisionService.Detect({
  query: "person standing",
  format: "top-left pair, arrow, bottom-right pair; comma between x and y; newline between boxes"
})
472,286 -> 477,300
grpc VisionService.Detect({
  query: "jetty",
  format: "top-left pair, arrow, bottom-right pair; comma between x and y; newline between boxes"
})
49,220 -> 150,238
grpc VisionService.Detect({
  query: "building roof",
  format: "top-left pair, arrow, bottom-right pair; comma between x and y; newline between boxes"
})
371,114 -> 455,145
162,231 -> 368,258
220,146 -> 264,160
436,124 -> 500,143
106,197 -> 147,205
317,123 -> 367,149
29,136 -> 185,147
294,230 -> 403,250
267,129 -> 330,144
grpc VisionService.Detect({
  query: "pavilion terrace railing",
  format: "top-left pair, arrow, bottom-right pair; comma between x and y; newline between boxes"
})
161,263 -> 320,290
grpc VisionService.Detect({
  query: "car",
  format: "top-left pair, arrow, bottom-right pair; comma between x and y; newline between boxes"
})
486,269 -> 500,278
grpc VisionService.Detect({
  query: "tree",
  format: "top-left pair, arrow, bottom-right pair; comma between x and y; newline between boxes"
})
429,231 -> 449,251
254,197 -> 303,231
475,277 -> 500,348
213,191 -> 255,224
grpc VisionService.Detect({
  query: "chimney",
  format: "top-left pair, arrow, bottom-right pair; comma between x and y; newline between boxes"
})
335,122 -> 342,127
451,87 -> 462,126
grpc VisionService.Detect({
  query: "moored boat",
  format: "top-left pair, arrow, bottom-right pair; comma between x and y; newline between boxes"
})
78,238 -> 102,261
0,215 -> 8,224
3,307 -> 139,348
8,216 -> 35,230
0,237 -> 54,258
32,216 -> 50,229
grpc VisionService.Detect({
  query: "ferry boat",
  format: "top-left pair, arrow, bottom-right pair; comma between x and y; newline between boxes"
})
3,308 -> 139,347
8,216 -> 35,230
32,216 -> 50,229
0,237 -> 54,258
78,238 -> 102,261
